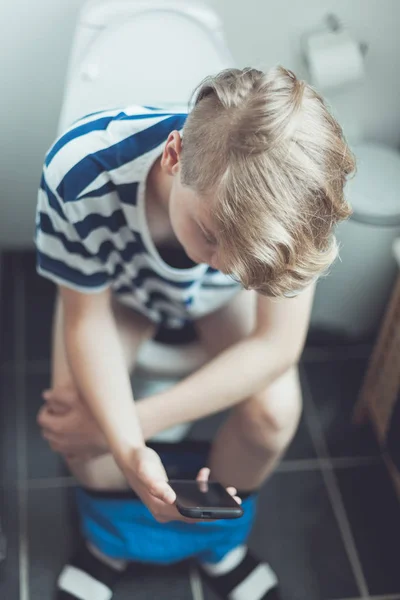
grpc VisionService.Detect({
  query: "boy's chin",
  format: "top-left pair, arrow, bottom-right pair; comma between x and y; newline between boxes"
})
185,250 -> 203,265
189,256 -> 203,265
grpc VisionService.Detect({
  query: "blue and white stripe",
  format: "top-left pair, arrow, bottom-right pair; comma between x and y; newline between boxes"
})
36,105 -> 240,327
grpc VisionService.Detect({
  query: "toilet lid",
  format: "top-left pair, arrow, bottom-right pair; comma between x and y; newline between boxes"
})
347,143 -> 400,226
63,11 -> 232,126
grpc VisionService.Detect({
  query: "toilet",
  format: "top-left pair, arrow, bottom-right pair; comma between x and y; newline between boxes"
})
58,0 -> 234,131
311,142 -> 400,341
59,0 -> 235,438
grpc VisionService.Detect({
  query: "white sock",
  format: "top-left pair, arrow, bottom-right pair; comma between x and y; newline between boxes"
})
200,545 -> 280,600
57,541 -> 127,600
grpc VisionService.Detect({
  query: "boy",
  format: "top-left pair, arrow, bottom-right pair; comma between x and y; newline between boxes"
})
36,66 -> 354,599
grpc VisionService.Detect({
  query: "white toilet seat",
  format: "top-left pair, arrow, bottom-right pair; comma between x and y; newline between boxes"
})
59,1 -> 234,130
136,338 -> 208,378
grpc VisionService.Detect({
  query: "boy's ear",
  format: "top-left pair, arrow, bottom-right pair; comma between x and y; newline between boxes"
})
161,131 -> 182,175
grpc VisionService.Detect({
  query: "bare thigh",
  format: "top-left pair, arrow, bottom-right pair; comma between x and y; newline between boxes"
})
195,288 -> 302,423
195,289 -> 301,488
51,294 -> 155,490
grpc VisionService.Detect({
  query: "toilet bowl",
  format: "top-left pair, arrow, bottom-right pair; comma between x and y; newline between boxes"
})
60,1 -> 235,435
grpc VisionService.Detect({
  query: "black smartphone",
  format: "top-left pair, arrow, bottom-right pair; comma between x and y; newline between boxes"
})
169,479 -> 244,520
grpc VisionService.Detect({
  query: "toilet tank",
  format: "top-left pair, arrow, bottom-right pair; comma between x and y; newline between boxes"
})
58,0 -> 234,132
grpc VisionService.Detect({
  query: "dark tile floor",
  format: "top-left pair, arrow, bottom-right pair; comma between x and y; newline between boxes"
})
1,251 -> 400,600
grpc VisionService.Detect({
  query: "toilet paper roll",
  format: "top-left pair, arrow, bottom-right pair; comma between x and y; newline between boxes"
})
305,29 -> 365,91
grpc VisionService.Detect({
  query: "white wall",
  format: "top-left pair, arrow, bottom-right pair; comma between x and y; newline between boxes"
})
205,0 -> 400,145
1,0 -> 400,247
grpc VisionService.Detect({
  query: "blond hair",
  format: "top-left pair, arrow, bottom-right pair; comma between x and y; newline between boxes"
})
180,66 -> 355,297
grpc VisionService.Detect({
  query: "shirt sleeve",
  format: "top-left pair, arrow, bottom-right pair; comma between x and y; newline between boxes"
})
35,168 -> 110,294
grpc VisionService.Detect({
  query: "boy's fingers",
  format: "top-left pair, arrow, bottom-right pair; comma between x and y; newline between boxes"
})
42,390 -> 70,414
227,486 -> 237,497
196,467 -> 210,482
43,388 -> 75,405
147,481 -> 176,504
38,408 -> 60,428
38,407 -> 57,428
43,389 -> 61,402
41,429 -> 54,442
132,448 -> 176,505
45,402 -> 70,417
37,405 -> 47,424
138,468 -> 176,504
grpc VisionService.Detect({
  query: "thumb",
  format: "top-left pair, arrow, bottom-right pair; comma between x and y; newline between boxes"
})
42,389 -> 73,414
148,479 -> 176,505
136,453 -> 176,504
196,467 -> 211,483
43,386 -> 74,401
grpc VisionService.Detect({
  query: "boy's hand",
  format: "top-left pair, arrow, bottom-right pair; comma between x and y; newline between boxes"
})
38,390 -> 241,523
38,387 -> 108,461
120,445 -> 178,521
119,452 -> 241,524
38,387 -> 162,459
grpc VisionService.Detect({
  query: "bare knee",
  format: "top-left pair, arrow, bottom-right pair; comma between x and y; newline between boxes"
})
235,368 -> 302,455
66,454 -> 129,492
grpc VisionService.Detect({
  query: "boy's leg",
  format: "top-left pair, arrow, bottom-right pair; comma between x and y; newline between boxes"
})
195,289 -> 302,491
48,295 -> 155,600
194,290 -> 300,600
207,367 -> 301,491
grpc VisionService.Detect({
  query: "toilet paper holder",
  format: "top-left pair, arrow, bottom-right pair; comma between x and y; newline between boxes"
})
326,13 -> 368,56
301,13 -> 368,91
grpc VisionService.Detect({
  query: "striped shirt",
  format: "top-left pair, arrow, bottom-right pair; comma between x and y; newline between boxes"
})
35,106 -> 240,329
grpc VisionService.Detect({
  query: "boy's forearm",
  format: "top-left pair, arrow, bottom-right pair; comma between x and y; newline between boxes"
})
64,312 -> 145,458
138,335 -> 298,438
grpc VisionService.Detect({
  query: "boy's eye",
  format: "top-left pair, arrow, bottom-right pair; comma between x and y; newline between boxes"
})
197,220 -> 217,246
199,227 -> 217,245
203,232 -> 217,246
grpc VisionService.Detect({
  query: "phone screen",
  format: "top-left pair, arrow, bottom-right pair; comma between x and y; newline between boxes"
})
169,480 -> 239,509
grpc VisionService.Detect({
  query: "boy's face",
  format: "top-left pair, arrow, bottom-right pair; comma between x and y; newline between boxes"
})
169,175 -> 220,268
161,131 -> 220,269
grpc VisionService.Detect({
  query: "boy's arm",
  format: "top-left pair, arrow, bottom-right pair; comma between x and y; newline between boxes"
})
138,285 -> 315,438
60,286 -> 144,455
59,286 -> 175,506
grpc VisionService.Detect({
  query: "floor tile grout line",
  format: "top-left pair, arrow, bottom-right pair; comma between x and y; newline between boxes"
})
14,255 -> 30,600
0,455 -> 384,491
301,368 -> 370,599
315,463 -> 369,598
23,477 -> 77,490
0,456 -> 384,491
189,564 -> 205,600
327,456 -> 382,468
337,596 -> 400,600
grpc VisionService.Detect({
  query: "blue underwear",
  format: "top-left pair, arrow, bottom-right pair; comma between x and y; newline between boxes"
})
75,441 -> 257,565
